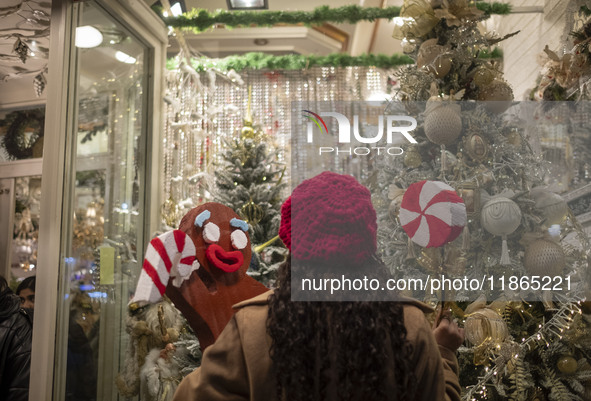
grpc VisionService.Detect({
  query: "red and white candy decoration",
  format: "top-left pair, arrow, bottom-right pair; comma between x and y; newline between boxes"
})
399,180 -> 466,248
131,230 -> 199,304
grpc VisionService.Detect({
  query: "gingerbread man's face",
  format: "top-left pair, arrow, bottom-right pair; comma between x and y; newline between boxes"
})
179,203 -> 252,280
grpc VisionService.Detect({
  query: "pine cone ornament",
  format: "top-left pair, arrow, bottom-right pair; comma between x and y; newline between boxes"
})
33,72 -> 47,98
13,37 -> 29,63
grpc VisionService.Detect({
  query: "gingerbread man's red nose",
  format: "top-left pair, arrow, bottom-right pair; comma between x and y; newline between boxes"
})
205,244 -> 244,272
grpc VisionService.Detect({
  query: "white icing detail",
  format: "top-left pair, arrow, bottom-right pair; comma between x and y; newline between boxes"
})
171,259 -> 200,288
203,222 -> 220,243
231,230 -> 248,250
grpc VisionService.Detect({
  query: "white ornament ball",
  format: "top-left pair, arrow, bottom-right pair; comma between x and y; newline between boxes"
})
530,187 -> 568,225
417,39 -> 452,78
465,308 -> 508,347
424,104 -> 462,145
480,197 -> 521,236
478,80 -> 513,114
523,239 -> 565,277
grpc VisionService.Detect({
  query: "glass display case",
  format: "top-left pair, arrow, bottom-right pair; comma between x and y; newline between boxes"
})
31,1 -> 167,400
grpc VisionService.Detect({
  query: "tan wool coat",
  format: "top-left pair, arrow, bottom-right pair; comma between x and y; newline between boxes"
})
172,291 -> 461,401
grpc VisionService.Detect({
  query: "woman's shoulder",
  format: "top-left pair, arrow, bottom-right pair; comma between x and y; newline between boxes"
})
232,290 -> 274,310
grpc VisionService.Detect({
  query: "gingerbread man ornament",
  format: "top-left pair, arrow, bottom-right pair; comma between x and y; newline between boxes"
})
130,202 -> 268,349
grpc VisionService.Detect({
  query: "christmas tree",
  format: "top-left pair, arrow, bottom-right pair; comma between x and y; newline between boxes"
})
215,88 -> 287,287
371,0 -> 591,399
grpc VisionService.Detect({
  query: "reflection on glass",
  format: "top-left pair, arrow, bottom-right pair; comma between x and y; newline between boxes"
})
0,108 -> 45,161
60,2 -> 146,400
11,176 -> 41,278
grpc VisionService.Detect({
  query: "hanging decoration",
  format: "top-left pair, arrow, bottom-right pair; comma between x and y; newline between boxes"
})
167,52 -> 414,73
522,237 -> 566,277
0,1 -> 51,95
162,3 -> 511,32
33,69 -> 47,98
162,64 -> 394,220
480,196 -> 521,265
399,180 -> 467,248
423,100 -> 462,146
13,36 -> 29,63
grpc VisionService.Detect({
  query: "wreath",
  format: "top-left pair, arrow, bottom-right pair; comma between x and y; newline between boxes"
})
1,109 -> 45,159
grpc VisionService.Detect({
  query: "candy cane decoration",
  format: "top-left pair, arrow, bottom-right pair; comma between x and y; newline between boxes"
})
131,230 -> 199,304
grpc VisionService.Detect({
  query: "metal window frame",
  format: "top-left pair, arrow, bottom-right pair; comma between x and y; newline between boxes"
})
30,1 -> 167,400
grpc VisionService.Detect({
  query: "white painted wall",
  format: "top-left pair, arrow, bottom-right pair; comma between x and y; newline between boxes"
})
0,77 -> 46,110
495,0 -> 572,100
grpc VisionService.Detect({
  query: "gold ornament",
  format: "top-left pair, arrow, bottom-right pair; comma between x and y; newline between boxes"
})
478,79 -> 514,114
241,200 -> 264,225
404,146 -> 422,168
424,101 -> 462,145
465,308 -> 509,347
240,124 -> 256,140
240,85 -> 264,142
463,133 -> 489,162
523,238 -> 565,277
392,0 -> 439,40
416,248 -> 443,273
556,355 -> 578,374
530,187 -> 568,226
472,65 -> 496,87
417,39 -> 452,78
161,196 -> 182,228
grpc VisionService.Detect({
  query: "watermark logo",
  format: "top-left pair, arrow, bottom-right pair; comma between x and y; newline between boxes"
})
302,111 -> 417,156
302,110 -> 328,135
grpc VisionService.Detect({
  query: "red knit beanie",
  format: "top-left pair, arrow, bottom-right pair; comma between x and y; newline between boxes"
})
279,171 -> 377,263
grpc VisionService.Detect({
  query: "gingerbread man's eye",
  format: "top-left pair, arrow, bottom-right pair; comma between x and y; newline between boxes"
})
203,222 -> 220,243
231,230 -> 248,250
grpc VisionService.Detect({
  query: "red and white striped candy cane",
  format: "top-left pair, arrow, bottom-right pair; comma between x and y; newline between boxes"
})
131,230 -> 198,304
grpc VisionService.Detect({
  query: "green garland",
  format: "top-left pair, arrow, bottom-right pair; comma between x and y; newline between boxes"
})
167,52 -> 414,72
164,5 -> 401,32
478,47 -> 503,59
475,2 -> 512,16
162,3 -> 512,32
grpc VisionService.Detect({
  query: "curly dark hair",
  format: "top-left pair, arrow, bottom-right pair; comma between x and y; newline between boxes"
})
267,256 -> 416,401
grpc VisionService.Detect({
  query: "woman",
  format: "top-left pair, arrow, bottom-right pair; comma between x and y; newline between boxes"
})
173,172 -> 463,401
